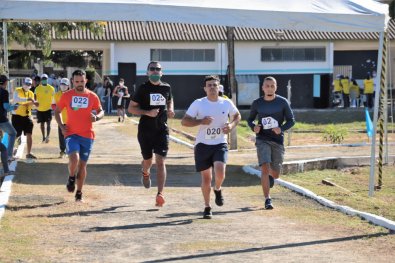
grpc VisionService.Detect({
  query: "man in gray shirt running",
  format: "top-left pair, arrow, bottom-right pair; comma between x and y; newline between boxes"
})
247,76 -> 295,209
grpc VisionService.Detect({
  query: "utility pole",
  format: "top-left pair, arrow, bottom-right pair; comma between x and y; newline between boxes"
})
227,26 -> 237,150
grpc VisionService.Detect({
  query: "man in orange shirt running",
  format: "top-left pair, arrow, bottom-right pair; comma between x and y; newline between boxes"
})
55,70 -> 104,202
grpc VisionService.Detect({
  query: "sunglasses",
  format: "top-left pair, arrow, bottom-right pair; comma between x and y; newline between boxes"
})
149,67 -> 162,72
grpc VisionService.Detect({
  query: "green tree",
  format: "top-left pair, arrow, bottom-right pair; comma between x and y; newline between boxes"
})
1,22 -> 105,57
390,0 -> 395,19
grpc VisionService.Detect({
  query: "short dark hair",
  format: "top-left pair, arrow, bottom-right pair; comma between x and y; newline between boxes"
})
147,61 -> 160,70
119,78 -> 124,82
72,69 -> 86,78
204,75 -> 220,85
264,76 -> 277,84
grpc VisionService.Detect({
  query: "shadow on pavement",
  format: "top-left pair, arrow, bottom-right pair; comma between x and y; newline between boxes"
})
14,162 -> 258,187
142,232 -> 394,263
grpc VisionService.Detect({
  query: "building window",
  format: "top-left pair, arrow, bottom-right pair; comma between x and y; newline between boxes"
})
261,47 -> 326,62
151,49 -> 215,62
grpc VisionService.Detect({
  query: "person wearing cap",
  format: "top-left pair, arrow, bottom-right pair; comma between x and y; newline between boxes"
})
34,73 -> 55,143
218,84 -> 229,99
55,69 -> 104,202
0,74 -> 17,162
12,77 -> 39,160
54,78 -> 70,158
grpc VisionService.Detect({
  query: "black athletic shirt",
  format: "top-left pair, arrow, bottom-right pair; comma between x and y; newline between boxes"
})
132,81 -> 172,132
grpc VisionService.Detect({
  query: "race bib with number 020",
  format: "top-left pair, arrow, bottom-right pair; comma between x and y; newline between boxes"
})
205,127 -> 222,140
261,117 -> 278,130
150,93 -> 166,106
71,96 -> 89,109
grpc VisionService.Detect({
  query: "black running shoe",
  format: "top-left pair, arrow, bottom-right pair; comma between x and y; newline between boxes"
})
265,198 -> 274,210
203,207 -> 212,219
214,189 -> 224,206
75,191 -> 83,202
66,176 -> 76,193
269,175 -> 275,188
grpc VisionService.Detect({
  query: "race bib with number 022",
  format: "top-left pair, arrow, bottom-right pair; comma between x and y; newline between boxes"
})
261,117 -> 278,130
205,127 -> 222,140
71,96 -> 89,109
150,93 -> 166,106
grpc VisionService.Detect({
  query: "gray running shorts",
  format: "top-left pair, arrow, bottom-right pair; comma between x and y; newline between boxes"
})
255,139 -> 284,172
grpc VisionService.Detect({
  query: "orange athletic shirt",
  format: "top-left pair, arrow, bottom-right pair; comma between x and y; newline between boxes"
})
57,89 -> 100,139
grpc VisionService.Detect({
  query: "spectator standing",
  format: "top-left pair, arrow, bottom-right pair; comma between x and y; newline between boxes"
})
12,77 -> 39,160
364,74 -> 375,109
181,75 -> 240,219
54,78 -> 70,158
112,78 -> 130,122
332,75 -> 343,107
0,75 -> 17,162
128,61 -> 175,207
247,76 -> 295,210
341,76 -> 350,108
349,79 -> 360,108
103,77 -> 114,114
35,74 -> 55,143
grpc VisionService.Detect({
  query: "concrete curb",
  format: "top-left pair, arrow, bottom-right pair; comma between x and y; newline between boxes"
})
0,136 -> 26,220
242,165 -> 395,231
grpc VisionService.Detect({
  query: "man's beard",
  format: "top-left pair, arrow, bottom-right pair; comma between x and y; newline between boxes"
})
76,86 -> 84,91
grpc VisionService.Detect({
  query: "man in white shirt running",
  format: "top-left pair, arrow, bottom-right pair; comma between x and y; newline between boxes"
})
181,75 -> 241,219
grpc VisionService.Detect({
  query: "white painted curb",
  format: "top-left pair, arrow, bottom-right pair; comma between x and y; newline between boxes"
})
0,136 -> 26,220
243,165 -> 395,231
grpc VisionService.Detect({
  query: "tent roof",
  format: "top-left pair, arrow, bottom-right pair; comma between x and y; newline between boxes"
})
0,0 -> 389,33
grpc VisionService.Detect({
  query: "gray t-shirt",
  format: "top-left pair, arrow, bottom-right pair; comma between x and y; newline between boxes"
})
247,95 -> 295,145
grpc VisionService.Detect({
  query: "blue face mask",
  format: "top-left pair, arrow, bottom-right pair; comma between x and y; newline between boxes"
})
149,74 -> 161,82
41,80 -> 47,85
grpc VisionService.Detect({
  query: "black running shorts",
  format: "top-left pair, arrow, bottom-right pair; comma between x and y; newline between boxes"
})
137,130 -> 169,160
12,114 -> 34,137
194,143 -> 228,172
37,110 -> 52,123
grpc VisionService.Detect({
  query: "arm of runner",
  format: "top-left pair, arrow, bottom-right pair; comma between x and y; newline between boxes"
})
222,112 -> 241,134
167,99 -> 175,118
181,115 -> 213,127
54,105 -> 66,135
247,100 -> 258,131
92,107 -> 104,122
128,100 -> 159,117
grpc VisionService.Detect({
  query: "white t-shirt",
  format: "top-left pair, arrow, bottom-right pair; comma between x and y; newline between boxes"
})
185,97 -> 239,145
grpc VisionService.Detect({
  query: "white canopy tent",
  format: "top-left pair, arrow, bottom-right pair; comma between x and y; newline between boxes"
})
0,0 -> 389,32
0,0 -> 390,196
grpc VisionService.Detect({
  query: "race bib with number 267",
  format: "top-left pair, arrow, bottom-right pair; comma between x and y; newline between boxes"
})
71,96 -> 89,109
261,117 -> 278,130
150,93 -> 166,106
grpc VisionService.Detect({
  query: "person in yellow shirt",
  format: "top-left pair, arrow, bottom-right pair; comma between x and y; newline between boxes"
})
12,77 -> 39,160
363,74 -> 374,109
349,79 -> 360,107
340,76 -> 350,108
54,78 -> 70,158
34,74 -> 55,143
332,75 -> 342,107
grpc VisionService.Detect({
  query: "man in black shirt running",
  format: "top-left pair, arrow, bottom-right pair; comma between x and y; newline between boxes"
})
128,61 -> 174,207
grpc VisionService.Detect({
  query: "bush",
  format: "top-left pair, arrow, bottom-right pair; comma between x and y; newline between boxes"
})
323,124 -> 347,144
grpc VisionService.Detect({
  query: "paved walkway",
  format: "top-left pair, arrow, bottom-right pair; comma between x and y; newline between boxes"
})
1,117 -> 394,262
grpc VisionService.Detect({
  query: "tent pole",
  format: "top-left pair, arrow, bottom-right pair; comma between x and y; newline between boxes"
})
369,31 -> 385,197
2,20 -> 9,76
227,26 -> 237,150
